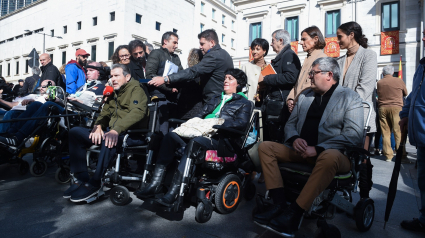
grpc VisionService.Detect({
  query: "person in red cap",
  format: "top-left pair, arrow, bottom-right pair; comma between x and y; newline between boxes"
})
65,49 -> 90,94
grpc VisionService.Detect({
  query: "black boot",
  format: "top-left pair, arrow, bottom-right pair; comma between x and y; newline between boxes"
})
269,202 -> 305,237
253,188 -> 287,225
155,170 -> 182,206
134,164 -> 166,198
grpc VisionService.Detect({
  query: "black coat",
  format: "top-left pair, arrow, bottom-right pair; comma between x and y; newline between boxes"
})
263,44 -> 301,102
196,93 -> 253,132
128,58 -> 145,80
40,61 -> 61,85
20,74 -> 40,96
168,44 -> 234,104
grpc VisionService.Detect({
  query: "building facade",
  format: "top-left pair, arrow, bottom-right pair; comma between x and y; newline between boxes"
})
0,0 -> 196,82
232,0 -> 425,92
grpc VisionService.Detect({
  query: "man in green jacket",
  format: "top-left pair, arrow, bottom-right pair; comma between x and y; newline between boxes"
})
64,64 -> 149,202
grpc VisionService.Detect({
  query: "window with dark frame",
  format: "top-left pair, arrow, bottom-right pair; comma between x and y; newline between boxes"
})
222,34 -> 225,43
0,65 -> 2,76
62,51 -> 66,65
63,25 -> 67,34
136,14 -> 142,24
382,1 -> 400,32
7,63 -> 10,76
249,22 -> 262,44
156,22 -> 161,31
93,17 -> 97,26
110,11 -> 115,21
25,59 -> 29,73
16,61 -> 19,75
91,45 -> 97,61
212,9 -> 216,19
286,16 -> 299,42
222,15 -> 225,25
108,41 -> 114,60
51,29 -> 54,37
201,2 -> 205,13
50,54 -> 53,64
231,38 -> 234,48
325,10 -> 340,37
77,21 -> 81,30
173,28 -> 178,33
200,23 -> 204,33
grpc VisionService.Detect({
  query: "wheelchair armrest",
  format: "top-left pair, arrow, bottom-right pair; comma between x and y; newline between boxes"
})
168,118 -> 186,124
212,125 -> 245,136
126,129 -> 150,134
345,146 -> 370,156
68,100 -> 93,112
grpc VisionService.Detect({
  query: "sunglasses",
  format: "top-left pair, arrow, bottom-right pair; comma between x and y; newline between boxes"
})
41,85 -> 48,88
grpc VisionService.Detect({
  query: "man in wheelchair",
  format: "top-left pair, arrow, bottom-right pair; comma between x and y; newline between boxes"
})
134,68 -> 252,207
64,64 -> 149,202
253,57 -> 364,236
0,61 -> 107,148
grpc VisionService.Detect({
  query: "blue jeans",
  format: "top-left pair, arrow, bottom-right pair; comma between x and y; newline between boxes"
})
417,146 -> 425,224
8,101 -> 64,142
0,110 -> 23,133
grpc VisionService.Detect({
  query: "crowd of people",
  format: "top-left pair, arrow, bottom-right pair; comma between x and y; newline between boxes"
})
0,20 -> 424,236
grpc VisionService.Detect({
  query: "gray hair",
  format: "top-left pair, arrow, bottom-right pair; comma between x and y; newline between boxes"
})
111,64 -> 131,77
382,65 -> 394,76
272,29 -> 291,46
145,43 -> 153,52
312,57 -> 341,82
32,67 -> 41,75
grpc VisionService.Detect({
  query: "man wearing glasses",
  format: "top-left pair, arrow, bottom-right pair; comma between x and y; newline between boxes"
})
65,49 -> 89,94
253,57 -> 364,237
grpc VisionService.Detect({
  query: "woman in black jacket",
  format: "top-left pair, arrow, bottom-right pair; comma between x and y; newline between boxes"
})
134,68 -> 252,206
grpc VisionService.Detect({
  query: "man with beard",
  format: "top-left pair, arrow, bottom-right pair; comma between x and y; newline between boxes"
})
65,49 -> 89,94
128,40 -> 147,80
39,53 -> 61,85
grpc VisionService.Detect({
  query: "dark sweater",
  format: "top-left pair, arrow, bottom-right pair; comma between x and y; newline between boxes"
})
288,83 -> 338,155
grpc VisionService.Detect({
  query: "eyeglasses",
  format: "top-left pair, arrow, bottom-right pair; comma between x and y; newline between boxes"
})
309,70 -> 329,77
119,54 -> 131,59
41,85 -> 48,88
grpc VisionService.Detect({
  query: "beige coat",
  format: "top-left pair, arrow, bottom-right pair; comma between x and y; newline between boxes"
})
241,61 -> 263,102
287,49 -> 327,102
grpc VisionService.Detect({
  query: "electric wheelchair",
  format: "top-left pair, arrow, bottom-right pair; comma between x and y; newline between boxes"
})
132,103 -> 260,223
253,102 -> 374,236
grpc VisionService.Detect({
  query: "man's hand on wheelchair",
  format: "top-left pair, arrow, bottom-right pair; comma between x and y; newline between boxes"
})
104,130 -> 118,148
89,125 -> 104,145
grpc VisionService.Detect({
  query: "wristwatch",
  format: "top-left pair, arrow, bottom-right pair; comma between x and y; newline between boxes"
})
163,76 -> 169,84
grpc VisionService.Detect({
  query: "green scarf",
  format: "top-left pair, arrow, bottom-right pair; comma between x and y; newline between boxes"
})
204,92 -> 247,119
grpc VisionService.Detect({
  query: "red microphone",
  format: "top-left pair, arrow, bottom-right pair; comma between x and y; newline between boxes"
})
103,86 -> 114,96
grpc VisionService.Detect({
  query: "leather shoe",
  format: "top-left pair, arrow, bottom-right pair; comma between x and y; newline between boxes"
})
253,203 -> 287,225
268,203 -> 304,237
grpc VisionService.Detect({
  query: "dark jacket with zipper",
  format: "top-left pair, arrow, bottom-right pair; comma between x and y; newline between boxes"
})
196,92 -> 253,132
145,47 -> 183,100
95,79 -> 148,134
128,58 -> 145,80
40,61 -> 61,86
168,44 -> 234,104
263,44 -> 301,103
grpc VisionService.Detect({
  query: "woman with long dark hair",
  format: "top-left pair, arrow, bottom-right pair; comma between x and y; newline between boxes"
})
336,21 -> 377,150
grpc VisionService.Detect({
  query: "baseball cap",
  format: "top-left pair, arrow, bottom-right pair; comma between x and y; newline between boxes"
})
75,49 -> 90,57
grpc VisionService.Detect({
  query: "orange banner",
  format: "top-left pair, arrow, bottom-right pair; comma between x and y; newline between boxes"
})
290,41 -> 298,55
381,31 -> 399,55
324,37 -> 340,57
249,48 -> 254,62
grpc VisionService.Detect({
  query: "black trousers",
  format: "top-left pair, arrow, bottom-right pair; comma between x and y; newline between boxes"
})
68,126 -> 144,184
156,132 -> 219,173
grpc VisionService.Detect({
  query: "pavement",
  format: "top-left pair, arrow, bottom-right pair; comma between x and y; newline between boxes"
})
0,144 -> 423,238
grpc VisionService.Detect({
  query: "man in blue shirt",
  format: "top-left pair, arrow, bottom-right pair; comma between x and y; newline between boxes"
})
65,49 -> 89,94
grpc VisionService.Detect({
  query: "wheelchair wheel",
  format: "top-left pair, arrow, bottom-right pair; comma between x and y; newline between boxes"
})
195,201 -> 213,223
110,185 -> 131,206
30,160 -> 48,177
18,161 -> 29,175
215,174 -> 241,214
355,198 -> 374,232
55,166 -> 71,184
244,182 -> 256,201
